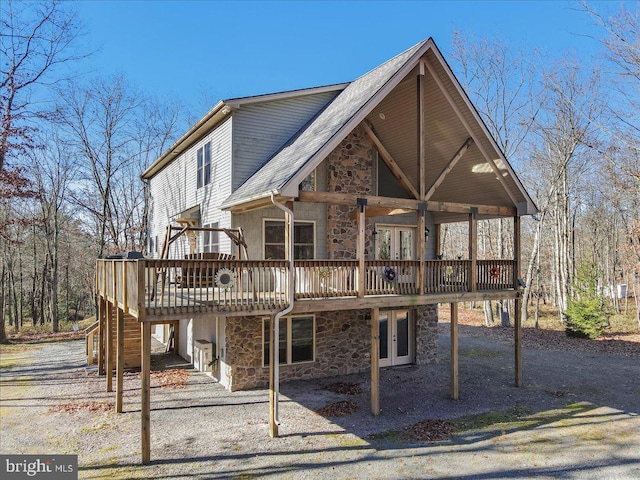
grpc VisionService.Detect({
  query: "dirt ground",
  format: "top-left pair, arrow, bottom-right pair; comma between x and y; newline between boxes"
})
1,316 -> 639,479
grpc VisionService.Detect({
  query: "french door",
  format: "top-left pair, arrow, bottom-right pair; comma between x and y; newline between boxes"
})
379,310 -> 413,367
375,226 -> 415,261
376,225 -> 415,284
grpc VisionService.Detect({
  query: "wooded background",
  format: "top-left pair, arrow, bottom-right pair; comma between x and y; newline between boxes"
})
1,1 -> 638,342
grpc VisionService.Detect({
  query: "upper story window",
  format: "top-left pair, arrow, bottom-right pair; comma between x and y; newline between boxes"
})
264,220 -> 314,260
197,142 -> 211,189
202,222 -> 219,253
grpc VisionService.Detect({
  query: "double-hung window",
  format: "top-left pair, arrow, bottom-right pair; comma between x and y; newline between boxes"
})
197,142 -> 211,188
264,220 -> 314,260
263,316 -> 315,366
202,222 -> 219,253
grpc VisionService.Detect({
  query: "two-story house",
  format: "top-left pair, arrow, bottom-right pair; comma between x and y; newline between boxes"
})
92,37 -> 537,463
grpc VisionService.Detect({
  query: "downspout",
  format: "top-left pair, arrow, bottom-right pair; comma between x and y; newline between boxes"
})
270,191 -> 295,425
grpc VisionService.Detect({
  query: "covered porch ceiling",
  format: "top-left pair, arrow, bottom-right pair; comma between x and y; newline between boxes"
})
365,49 -> 528,224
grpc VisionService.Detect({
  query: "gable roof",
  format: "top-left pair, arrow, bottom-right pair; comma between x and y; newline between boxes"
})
220,38 -> 430,209
220,38 -> 536,216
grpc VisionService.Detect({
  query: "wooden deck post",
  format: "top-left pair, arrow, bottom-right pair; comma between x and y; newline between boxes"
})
514,215 -> 522,387
172,321 -> 180,356
116,307 -> 124,413
97,297 -> 105,375
468,209 -> 478,292
141,320 -> 151,464
417,205 -> 426,294
105,301 -> 113,393
269,315 -> 279,438
515,297 -> 522,387
450,302 -> 459,400
357,198 -> 366,298
371,307 -> 380,415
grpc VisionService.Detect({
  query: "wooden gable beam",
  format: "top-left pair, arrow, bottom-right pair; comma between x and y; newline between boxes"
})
297,191 -> 516,216
348,206 -> 414,220
425,137 -> 474,201
361,121 -> 420,200
423,59 -> 521,207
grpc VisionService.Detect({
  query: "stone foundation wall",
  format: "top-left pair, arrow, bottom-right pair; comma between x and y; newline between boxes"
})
326,125 -> 375,259
224,305 -> 439,391
225,310 -> 371,391
415,304 -> 439,365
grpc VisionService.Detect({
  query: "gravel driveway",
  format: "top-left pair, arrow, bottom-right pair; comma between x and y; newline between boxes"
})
1,324 -> 639,479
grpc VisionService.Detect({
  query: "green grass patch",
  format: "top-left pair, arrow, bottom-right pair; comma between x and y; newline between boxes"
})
461,348 -> 502,358
454,405 -> 533,432
368,403 -> 597,446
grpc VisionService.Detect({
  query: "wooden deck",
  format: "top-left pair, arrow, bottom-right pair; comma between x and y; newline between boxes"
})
96,258 -> 518,321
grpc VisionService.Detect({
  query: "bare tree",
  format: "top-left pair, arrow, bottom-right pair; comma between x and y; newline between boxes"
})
0,0 -> 86,172
451,32 -> 542,326
56,76 -> 180,257
31,133 -> 78,331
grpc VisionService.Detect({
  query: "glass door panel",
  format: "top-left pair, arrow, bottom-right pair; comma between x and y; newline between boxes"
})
379,310 -> 412,367
394,311 -> 410,363
379,313 -> 390,367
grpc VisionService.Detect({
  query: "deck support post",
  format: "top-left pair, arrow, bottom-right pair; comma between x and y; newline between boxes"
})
116,307 -> 124,413
514,215 -> 522,387
417,204 -> 427,294
269,314 -> 279,438
106,301 -> 113,392
357,198 -> 366,298
370,307 -> 380,415
450,302 -> 459,400
141,321 -> 151,464
515,297 -> 522,387
97,297 -> 105,375
172,321 -> 180,356
469,209 -> 478,292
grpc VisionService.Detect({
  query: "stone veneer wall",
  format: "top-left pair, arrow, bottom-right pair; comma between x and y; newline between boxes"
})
225,310 -> 371,391
415,304 -> 439,365
326,125 -> 375,259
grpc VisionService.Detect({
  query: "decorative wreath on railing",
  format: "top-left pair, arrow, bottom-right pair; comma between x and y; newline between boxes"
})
318,268 -> 330,280
489,266 -> 500,281
383,266 -> 397,283
215,268 -> 237,290
445,265 -> 454,277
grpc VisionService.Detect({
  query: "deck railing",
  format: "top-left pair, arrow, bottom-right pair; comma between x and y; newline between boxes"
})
96,258 -> 517,318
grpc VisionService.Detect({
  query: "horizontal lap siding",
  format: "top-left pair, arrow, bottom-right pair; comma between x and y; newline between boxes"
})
149,118 -> 233,257
195,119 -> 233,253
232,92 -> 339,190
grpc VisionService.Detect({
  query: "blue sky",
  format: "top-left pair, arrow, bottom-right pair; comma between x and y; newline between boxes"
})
74,0 -> 621,117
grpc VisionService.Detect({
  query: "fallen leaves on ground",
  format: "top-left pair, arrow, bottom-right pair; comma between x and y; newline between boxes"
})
404,419 -> 457,442
324,382 -> 363,395
50,401 -> 113,414
8,331 -> 85,343
150,368 -> 190,389
316,400 -> 359,417
438,307 -> 640,357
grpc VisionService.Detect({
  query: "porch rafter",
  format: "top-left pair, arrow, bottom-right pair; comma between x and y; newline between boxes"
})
425,137 -> 474,201
423,58 -> 521,207
361,120 -> 420,199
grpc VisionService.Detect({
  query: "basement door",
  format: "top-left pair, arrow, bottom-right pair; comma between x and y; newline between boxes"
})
379,309 -> 413,367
